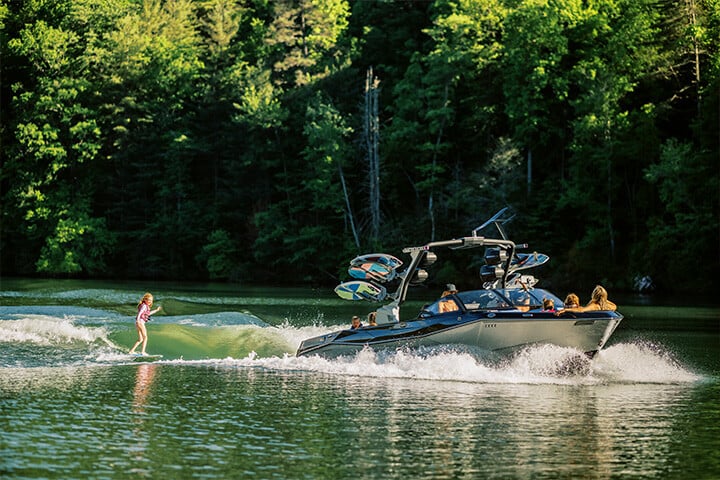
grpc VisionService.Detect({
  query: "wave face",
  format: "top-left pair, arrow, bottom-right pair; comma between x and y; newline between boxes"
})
0,306 -> 295,366
0,306 -> 700,385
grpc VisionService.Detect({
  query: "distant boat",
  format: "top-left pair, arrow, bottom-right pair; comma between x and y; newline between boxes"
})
297,208 -> 623,359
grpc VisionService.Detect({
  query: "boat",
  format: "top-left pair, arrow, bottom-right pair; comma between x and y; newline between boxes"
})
296,208 -> 623,359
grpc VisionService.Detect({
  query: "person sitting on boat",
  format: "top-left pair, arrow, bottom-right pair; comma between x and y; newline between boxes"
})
509,290 -> 532,312
564,293 -> 580,309
556,285 -> 617,315
350,315 -> 363,329
542,298 -> 556,312
367,311 -> 377,326
439,284 -> 460,312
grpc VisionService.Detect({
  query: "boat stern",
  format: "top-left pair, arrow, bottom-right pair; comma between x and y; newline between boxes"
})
596,312 -> 623,351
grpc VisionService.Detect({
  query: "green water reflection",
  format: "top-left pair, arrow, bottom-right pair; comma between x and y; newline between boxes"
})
2,363 -> 720,479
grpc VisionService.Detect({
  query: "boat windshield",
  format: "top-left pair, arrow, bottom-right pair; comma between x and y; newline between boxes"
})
420,289 -> 564,315
455,290 -> 511,310
497,289 -> 563,310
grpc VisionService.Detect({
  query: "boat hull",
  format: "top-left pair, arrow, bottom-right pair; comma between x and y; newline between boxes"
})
296,311 -> 623,359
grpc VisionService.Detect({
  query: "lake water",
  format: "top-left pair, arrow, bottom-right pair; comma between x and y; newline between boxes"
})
1,279 -> 718,479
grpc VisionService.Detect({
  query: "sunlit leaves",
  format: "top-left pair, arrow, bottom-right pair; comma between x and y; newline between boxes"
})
9,20 -> 78,74
503,0 -> 575,144
230,64 -> 286,129
200,0 -> 243,54
0,0 -> 717,287
267,0 -> 351,86
302,93 -> 351,213
36,214 -> 115,274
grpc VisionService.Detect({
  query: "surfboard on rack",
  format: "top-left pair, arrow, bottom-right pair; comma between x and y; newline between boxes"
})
504,273 -> 539,289
509,252 -> 549,272
349,253 -> 403,270
348,262 -> 396,283
334,281 -> 387,302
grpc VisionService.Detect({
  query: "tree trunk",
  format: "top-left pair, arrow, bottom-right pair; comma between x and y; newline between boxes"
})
687,0 -> 702,114
527,149 -> 532,196
429,83 -> 450,241
338,162 -> 360,249
364,67 -> 381,240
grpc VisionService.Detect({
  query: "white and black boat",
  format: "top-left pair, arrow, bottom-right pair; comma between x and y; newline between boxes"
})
296,209 -> 623,359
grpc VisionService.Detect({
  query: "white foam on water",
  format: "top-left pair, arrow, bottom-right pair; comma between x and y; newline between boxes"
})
591,341 -> 700,383
0,313 -> 703,385
0,315 -> 113,347
231,347 -> 588,385
272,320 -> 338,352
178,338 -> 702,386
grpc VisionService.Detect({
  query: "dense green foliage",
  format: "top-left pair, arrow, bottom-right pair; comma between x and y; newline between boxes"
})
1,0 -> 718,293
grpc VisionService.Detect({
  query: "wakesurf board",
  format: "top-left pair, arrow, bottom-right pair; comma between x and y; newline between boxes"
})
509,252 -> 549,272
349,253 -> 403,269
130,354 -> 163,363
348,262 -> 396,282
334,280 -> 387,302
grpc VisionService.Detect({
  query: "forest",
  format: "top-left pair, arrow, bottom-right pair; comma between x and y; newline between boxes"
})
1,0 -> 718,293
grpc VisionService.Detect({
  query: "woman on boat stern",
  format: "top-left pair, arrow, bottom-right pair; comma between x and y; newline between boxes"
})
557,285 -> 616,314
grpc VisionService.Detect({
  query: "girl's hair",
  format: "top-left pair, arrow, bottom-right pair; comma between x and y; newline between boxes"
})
590,285 -> 608,309
138,292 -> 153,308
564,293 -> 580,306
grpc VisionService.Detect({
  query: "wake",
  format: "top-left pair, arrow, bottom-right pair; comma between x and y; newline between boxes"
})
0,315 -> 702,385
184,340 -> 701,386
0,315 -> 114,346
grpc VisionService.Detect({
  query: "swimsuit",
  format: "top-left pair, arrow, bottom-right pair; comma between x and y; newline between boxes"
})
136,303 -> 150,324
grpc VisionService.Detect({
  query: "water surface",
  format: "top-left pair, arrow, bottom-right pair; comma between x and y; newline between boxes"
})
1,279 -> 718,479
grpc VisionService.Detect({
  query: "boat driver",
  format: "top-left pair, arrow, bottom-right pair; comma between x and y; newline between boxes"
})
510,290 -> 532,312
439,284 -> 460,313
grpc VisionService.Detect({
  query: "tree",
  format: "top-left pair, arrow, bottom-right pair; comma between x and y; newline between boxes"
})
643,139 -> 718,287
5,14 -> 114,274
503,0 -> 663,285
385,0 -> 506,240
0,0 -> 715,290
266,0 -> 351,87
197,229 -> 239,280
254,94 -> 355,281
639,0 -> 720,290
89,0 -> 207,276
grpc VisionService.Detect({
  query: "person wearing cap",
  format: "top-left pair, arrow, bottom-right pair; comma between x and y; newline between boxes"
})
439,284 -> 459,313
